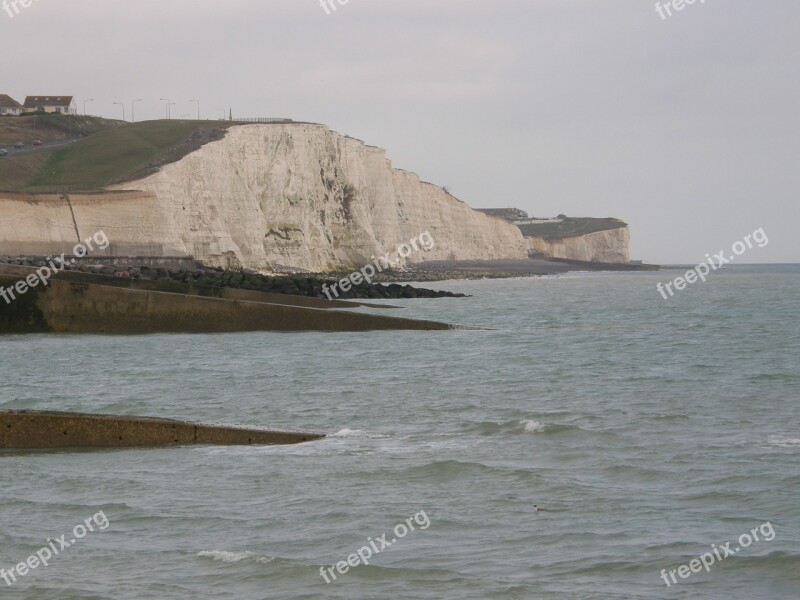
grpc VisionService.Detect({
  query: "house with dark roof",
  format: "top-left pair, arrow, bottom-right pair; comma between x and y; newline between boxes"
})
0,94 -> 22,116
22,96 -> 77,115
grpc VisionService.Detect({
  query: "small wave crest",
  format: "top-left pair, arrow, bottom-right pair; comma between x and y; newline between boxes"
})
332,428 -> 367,438
520,420 -> 545,433
197,550 -> 273,564
461,419 -> 583,436
330,428 -> 393,440
766,436 -> 800,448
738,436 -> 800,449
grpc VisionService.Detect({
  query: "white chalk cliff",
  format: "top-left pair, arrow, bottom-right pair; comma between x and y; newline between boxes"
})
525,228 -> 631,263
105,123 -> 529,271
0,123 -> 631,269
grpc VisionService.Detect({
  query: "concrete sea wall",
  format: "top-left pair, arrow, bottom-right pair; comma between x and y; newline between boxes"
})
0,411 -> 324,449
0,264 -> 455,334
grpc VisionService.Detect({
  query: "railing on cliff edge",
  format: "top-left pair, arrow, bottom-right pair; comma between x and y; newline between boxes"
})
232,118 -> 293,124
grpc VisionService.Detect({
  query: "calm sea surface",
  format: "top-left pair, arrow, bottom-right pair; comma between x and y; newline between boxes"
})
1,265 -> 798,599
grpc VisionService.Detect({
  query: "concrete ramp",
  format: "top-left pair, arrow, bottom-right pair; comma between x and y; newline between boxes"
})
0,411 -> 325,449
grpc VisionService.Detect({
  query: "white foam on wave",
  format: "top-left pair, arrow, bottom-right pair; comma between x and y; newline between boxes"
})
197,550 -> 273,564
331,429 -> 390,439
332,428 -> 365,438
766,436 -> 800,448
520,420 -> 545,433
736,436 -> 800,449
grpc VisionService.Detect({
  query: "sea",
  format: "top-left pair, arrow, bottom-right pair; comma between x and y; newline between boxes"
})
1,265 -> 798,599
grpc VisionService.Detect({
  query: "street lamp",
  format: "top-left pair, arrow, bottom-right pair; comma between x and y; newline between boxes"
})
168,102 -> 176,119
131,99 -> 142,123
189,99 -> 200,120
83,99 -> 94,115
160,98 -> 171,119
113,102 -> 125,122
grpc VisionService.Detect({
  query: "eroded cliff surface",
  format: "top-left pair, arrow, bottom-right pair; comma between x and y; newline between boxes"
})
102,124 -> 528,271
0,124 -> 632,270
525,227 -> 631,263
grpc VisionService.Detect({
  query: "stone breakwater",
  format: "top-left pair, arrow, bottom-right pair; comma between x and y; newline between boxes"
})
0,262 -> 459,334
0,257 -> 466,301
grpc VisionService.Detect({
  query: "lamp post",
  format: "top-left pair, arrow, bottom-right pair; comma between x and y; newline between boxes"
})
113,102 -> 125,121
189,99 -> 200,120
168,102 -> 176,119
131,99 -> 142,123
160,98 -> 171,119
83,98 -> 94,116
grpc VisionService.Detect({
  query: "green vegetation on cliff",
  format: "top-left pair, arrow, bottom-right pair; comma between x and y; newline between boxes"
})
516,216 -> 627,240
0,114 -> 120,146
0,117 -> 228,192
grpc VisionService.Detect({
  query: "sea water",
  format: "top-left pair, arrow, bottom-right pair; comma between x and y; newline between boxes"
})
1,266 -> 798,599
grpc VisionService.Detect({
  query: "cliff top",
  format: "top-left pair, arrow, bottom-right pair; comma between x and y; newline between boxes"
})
516,216 -> 628,240
0,117 -> 230,192
476,208 -> 628,240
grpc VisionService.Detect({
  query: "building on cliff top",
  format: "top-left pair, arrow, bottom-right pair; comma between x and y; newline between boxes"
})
0,94 -> 22,116
22,96 -> 77,115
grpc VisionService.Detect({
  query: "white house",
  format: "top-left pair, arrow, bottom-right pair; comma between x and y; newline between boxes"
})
22,96 -> 78,115
0,94 -> 22,116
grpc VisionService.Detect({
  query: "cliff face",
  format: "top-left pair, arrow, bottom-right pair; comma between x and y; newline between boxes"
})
101,124 -> 528,271
525,227 -> 631,263
0,123 -> 632,270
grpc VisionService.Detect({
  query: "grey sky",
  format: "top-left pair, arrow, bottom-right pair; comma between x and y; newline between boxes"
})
3,0 -> 798,263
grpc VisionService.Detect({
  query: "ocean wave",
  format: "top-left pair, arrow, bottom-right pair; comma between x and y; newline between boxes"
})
765,436 -> 800,448
395,459 -> 541,483
737,436 -> 800,449
331,428 -> 393,439
332,428 -> 367,438
197,550 -> 273,564
520,419 -> 545,433
462,419 -> 585,436
730,550 -> 800,570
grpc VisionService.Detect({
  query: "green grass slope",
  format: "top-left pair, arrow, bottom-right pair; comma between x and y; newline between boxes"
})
517,216 -> 627,240
0,114 -> 121,147
0,153 -> 50,189
0,119 -> 228,192
27,120 -> 227,190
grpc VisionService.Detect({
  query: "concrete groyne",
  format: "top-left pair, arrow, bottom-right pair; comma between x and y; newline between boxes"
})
0,411 -> 325,449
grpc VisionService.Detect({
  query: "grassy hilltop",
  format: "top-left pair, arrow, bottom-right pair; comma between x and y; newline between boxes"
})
0,115 -> 227,192
516,216 -> 628,240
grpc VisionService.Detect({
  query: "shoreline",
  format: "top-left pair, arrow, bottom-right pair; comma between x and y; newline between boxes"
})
0,256 -> 660,306
330,258 -> 660,283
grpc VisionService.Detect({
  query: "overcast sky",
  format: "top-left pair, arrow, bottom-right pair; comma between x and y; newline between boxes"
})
3,0 -> 798,263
